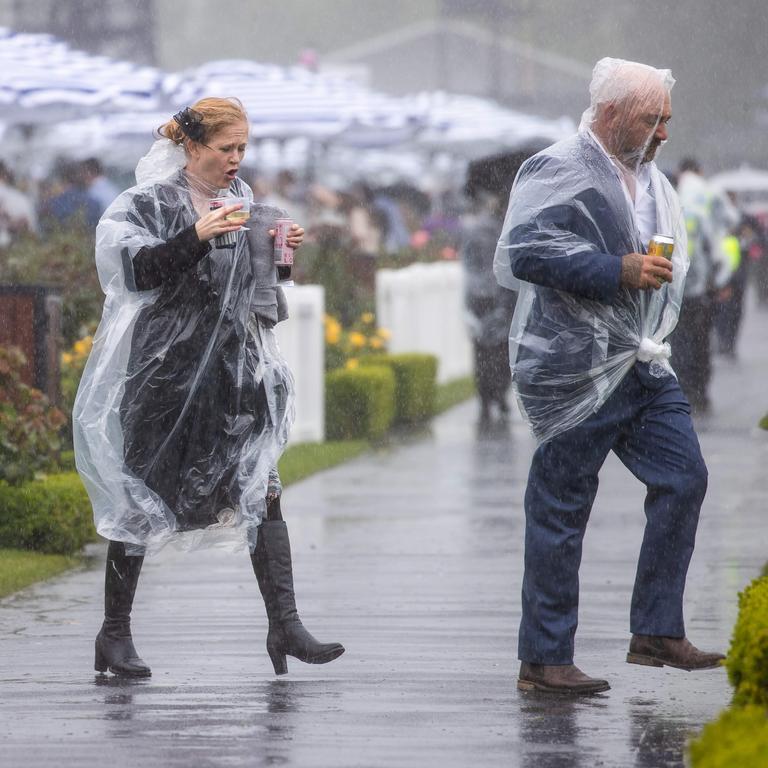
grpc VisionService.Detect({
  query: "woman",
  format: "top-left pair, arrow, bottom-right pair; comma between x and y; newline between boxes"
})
74,97 -> 344,677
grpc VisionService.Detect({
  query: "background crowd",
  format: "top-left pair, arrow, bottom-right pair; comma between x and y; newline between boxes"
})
1,149 -> 768,427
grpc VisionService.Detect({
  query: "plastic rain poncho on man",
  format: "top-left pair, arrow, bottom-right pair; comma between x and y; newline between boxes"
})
73,139 -> 294,554
494,58 -> 687,443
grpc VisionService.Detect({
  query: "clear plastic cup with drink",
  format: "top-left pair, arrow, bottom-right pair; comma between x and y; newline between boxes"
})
210,195 -> 250,228
209,196 -> 250,248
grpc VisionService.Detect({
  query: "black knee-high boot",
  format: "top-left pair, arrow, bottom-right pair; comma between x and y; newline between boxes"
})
251,499 -> 344,675
94,540 -> 151,677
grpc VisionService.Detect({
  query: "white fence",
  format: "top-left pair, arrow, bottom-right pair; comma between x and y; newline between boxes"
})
275,264 -> 474,445
274,284 -> 325,443
375,261 -> 472,384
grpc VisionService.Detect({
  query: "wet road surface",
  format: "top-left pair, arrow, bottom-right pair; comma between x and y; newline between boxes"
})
1,297 -> 767,767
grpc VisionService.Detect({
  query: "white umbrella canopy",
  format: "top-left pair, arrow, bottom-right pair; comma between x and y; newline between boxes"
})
710,165 -> 768,214
405,91 -> 574,158
710,166 -> 768,193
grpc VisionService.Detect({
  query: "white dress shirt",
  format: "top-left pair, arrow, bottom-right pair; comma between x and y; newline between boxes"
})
587,130 -> 658,248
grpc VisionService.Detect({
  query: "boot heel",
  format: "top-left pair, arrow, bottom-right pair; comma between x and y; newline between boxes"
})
268,647 -> 288,675
626,652 -> 663,667
95,641 -> 108,673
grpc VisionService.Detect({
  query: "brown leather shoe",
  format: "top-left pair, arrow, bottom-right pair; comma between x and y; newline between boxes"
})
517,662 -> 610,694
626,635 -> 725,671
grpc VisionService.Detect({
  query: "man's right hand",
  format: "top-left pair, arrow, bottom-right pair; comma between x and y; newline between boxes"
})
620,253 -> 673,290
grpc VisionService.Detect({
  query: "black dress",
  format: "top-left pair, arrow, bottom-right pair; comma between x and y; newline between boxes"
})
74,171 -> 294,551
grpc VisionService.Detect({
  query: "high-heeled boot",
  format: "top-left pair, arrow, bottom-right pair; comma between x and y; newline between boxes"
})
94,540 -> 151,677
251,519 -> 345,675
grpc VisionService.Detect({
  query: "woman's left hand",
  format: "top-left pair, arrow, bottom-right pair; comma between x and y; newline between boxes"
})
269,223 -> 305,250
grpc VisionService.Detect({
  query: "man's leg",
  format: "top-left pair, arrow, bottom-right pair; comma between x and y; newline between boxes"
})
519,412 -> 618,664
613,375 -> 707,638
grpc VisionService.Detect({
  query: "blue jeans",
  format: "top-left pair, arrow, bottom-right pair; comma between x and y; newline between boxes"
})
518,363 -> 708,664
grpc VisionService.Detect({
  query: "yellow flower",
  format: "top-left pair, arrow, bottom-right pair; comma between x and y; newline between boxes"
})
348,331 -> 366,348
61,352 -> 73,365
376,328 -> 391,340
73,339 -> 89,356
361,312 -> 375,325
324,315 -> 342,345
345,358 -> 359,370
369,337 -> 383,350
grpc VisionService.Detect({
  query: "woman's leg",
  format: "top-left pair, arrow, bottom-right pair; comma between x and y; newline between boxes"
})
94,540 -> 151,677
250,490 -> 344,675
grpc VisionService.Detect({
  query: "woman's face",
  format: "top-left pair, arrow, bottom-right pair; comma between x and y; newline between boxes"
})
186,120 -> 248,189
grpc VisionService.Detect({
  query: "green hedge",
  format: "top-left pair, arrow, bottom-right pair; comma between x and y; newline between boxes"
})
760,413 -> 768,430
688,705 -> 768,767
326,365 -> 395,440
687,575 -> 768,765
726,576 -> 768,707
0,472 -> 96,555
360,353 -> 437,425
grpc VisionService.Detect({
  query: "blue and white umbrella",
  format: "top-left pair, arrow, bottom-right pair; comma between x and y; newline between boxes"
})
0,27 -> 165,122
0,27 -> 167,178
164,59 -> 425,145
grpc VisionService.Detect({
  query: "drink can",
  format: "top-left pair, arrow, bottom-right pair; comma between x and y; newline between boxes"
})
273,218 -> 294,266
209,198 -> 237,249
648,233 -> 674,260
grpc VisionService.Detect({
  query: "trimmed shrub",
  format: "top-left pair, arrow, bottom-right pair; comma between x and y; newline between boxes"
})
0,346 -> 67,484
326,365 -> 395,440
688,705 -> 768,767
0,227 -> 100,345
0,472 -> 96,555
760,412 -> 768,430
726,575 -> 768,707
360,353 -> 438,425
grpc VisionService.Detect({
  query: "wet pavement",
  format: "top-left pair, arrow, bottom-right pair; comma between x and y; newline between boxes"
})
2,297 -> 768,768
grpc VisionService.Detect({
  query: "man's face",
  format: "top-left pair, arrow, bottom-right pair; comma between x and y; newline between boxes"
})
612,89 -> 672,167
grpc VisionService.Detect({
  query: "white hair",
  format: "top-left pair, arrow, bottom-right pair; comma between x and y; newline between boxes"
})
580,57 -> 675,132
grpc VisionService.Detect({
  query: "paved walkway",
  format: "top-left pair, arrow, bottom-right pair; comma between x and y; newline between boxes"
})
2,295 -> 767,768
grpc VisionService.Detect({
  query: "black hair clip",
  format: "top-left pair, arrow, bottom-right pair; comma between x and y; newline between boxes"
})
173,107 -> 206,143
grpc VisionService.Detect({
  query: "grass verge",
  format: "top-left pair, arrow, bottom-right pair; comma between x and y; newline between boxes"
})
2,378 -> 474,597
435,376 -> 475,414
0,549 -> 83,600
279,439 -> 369,486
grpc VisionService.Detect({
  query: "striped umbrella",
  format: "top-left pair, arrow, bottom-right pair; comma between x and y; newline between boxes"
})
0,26 -> 165,122
164,59 -> 425,145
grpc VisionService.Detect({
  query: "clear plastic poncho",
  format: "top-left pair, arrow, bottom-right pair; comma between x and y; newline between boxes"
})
493,58 -> 688,444
73,139 -> 295,554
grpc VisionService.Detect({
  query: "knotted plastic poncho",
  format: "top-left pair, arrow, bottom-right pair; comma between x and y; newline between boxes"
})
494,58 -> 688,443
73,139 -> 295,553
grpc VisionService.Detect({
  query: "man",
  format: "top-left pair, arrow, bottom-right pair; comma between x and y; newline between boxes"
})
0,161 -> 35,247
39,159 -> 100,232
494,58 -> 724,694
670,157 -> 737,413
81,157 -> 120,216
